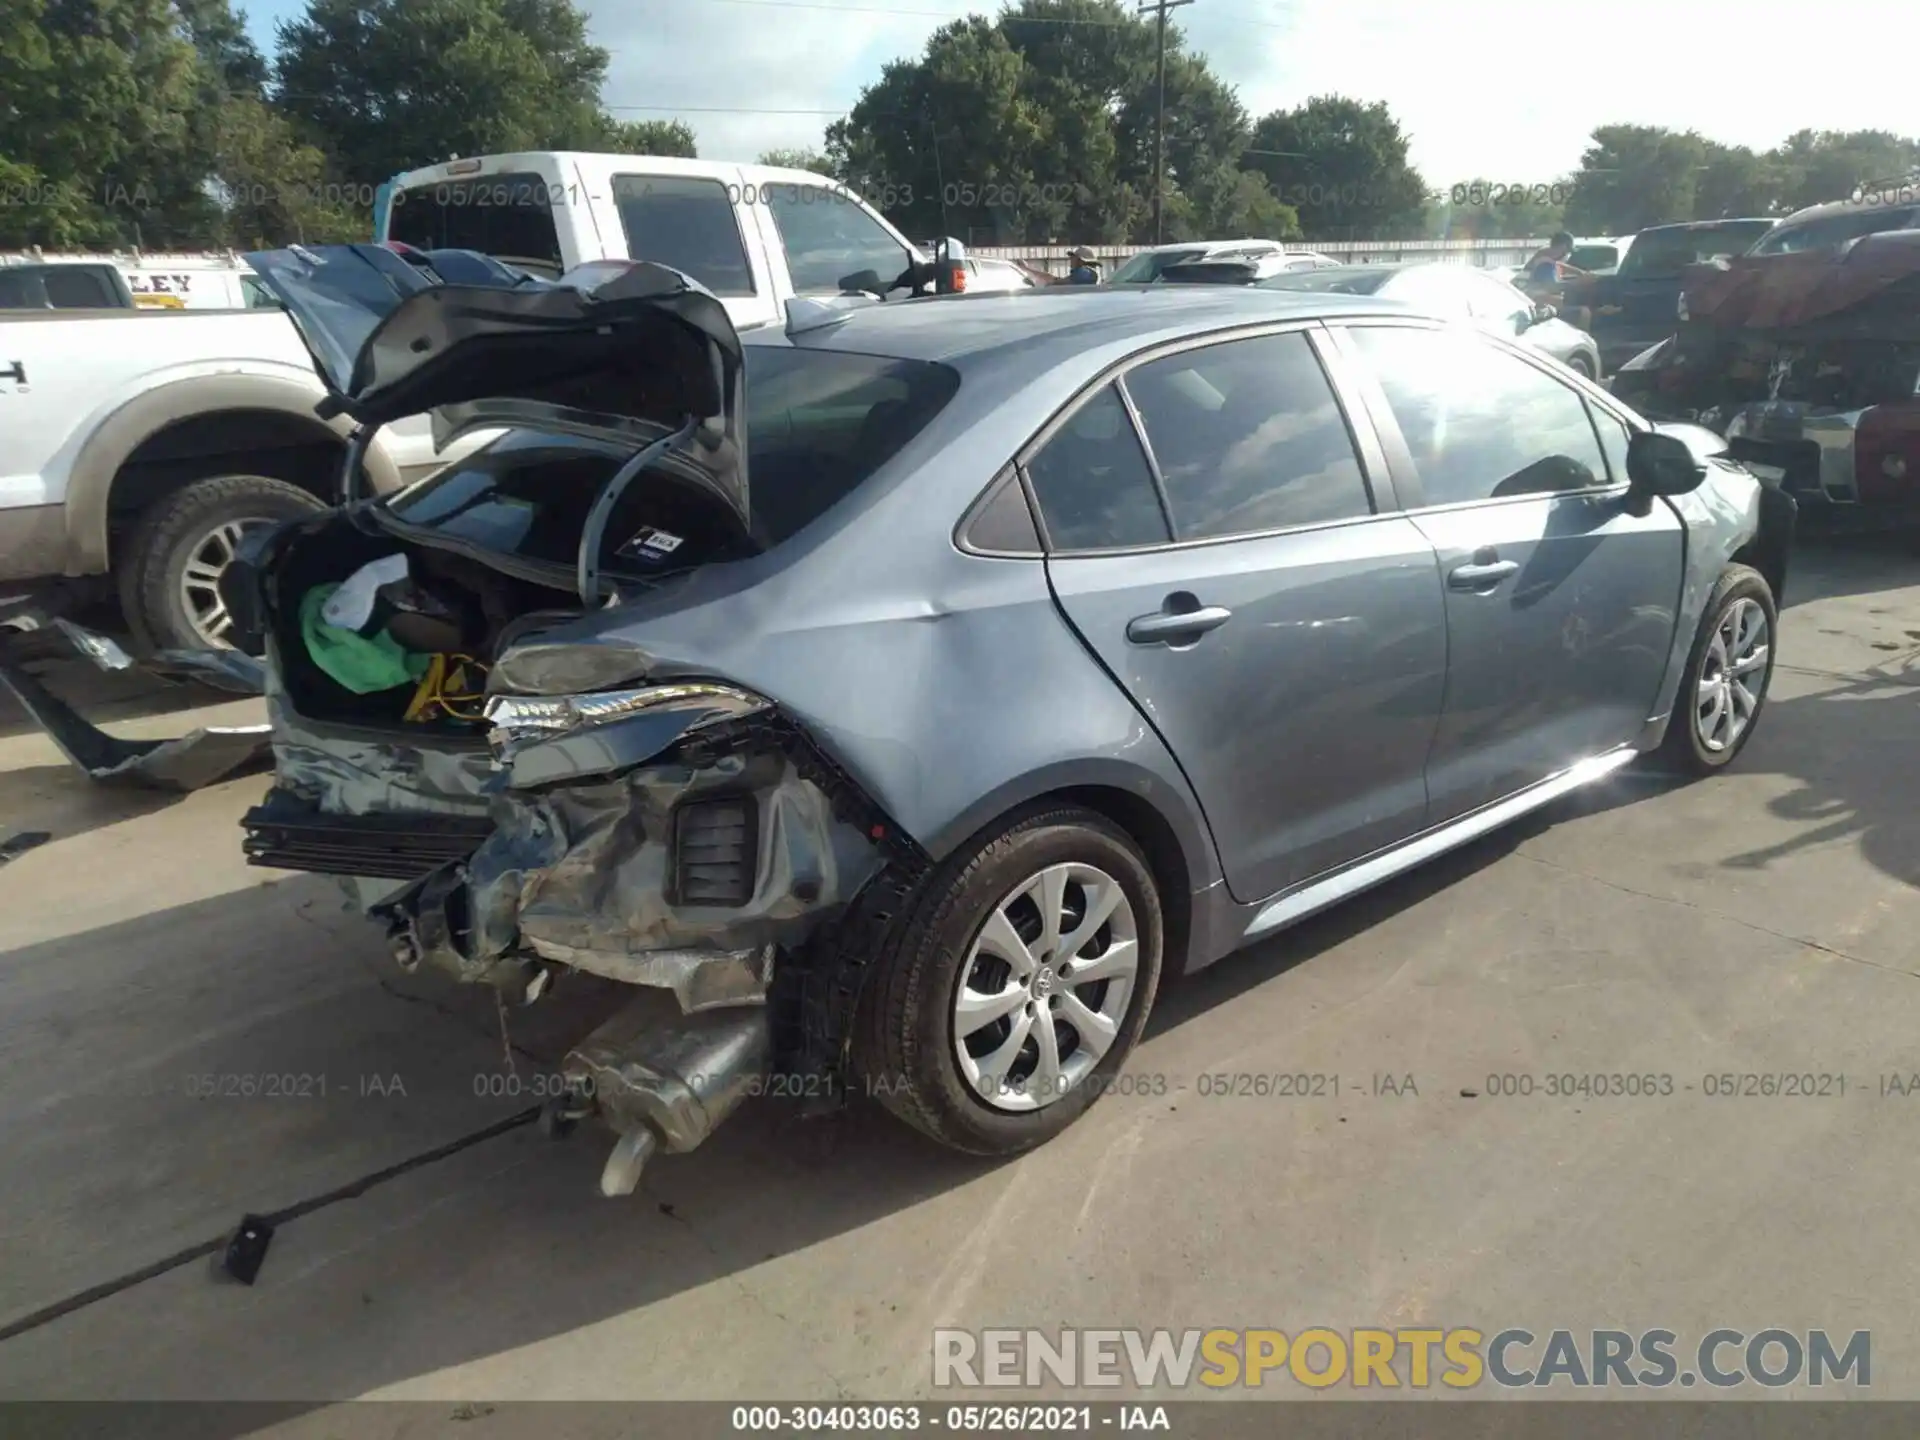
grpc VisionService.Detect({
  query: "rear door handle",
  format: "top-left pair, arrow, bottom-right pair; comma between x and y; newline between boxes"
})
1448,560 -> 1519,590
1126,600 -> 1233,646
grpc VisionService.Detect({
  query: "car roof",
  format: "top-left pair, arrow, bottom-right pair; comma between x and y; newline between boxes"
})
1774,193 -> 1919,227
1131,239 -> 1284,256
746,286 -> 1413,371
1635,218 -> 1775,236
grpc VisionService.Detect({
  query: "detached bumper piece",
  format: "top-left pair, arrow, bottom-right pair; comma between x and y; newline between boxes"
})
242,792 -> 494,880
0,617 -> 272,791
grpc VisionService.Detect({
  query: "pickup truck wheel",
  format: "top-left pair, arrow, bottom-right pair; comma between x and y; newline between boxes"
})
119,474 -> 324,653
852,804 -> 1164,1156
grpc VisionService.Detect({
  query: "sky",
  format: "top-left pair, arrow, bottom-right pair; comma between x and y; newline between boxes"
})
240,0 -> 1915,186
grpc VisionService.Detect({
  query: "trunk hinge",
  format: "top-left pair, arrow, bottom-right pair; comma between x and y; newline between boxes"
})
575,417 -> 698,609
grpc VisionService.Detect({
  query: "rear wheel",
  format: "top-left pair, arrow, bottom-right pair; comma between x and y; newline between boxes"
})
1656,564 -> 1776,774
853,804 -> 1164,1155
118,473 -> 324,653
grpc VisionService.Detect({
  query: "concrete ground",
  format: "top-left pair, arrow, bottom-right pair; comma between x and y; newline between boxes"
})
2,537 -> 1918,1410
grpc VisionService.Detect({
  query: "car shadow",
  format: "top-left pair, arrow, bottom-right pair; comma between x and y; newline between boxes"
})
1783,531 -> 1920,610
1710,654 -> 1920,888
2,773 -> 1626,1409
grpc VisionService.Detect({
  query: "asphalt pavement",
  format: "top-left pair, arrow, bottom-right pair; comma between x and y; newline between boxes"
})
2,536 -> 1918,1414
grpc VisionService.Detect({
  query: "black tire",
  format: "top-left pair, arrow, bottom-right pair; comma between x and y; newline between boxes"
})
1656,563 -> 1777,775
118,473 -> 324,653
852,804 -> 1165,1156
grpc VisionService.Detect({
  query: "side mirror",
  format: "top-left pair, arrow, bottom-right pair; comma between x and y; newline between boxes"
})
932,236 -> 968,294
838,268 -> 884,295
1626,430 -> 1707,497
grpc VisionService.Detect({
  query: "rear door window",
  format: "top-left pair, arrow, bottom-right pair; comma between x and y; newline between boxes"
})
1024,386 -> 1172,550
611,175 -> 756,296
765,186 -> 914,295
387,173 -> 564,276
1124,332 -> 1374,539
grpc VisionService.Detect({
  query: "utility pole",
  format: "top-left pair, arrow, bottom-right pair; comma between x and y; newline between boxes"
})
1138,0 -> 1194,244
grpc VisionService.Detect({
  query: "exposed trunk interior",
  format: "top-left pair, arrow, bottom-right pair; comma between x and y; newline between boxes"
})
263,512 -> 586,735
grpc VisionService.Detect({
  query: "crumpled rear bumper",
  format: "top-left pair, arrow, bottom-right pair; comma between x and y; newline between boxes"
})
246,709 -> 887,997
242,695 -> 916,1192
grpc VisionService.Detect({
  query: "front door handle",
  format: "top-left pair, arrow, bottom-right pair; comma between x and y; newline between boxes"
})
1448,559 -> 1519,591
1126,596 -> 1233,646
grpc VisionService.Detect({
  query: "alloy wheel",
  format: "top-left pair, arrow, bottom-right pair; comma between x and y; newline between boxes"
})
177,518 -> 267,648
951,861 -> 1140,1113
1694,596 -> 1770,753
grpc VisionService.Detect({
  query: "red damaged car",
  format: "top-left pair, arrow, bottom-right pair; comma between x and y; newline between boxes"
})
1609,228 -> 1920,530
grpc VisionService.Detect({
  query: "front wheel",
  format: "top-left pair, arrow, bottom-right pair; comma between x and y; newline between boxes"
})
853,804 -> 1164,1155
1656,564 -> 1776,774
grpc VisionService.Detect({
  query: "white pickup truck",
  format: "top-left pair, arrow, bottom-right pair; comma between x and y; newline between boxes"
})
1,152 -> 926,649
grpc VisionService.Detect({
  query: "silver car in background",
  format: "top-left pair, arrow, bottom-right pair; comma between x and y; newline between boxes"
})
1261,261 -> 1605,379
236,251 -> 1794,1194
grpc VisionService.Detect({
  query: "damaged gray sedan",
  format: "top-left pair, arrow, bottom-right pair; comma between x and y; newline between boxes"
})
232,245 -> 1795,1195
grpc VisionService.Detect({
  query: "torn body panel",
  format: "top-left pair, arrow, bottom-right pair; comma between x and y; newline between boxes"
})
1638,455 -> 1797,749
0,619 -> 273,790
249,700 -> 888,1004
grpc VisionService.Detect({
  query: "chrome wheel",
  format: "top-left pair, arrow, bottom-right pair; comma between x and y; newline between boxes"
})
1695,596 -> 1769,753
177,519 -> 265,648
952,862 -> 1140,1113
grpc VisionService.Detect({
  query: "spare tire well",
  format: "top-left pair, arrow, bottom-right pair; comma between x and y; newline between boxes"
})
107,409 -> 342,539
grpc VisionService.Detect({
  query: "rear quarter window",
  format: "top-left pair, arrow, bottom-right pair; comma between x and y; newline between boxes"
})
383,348 -> 960,569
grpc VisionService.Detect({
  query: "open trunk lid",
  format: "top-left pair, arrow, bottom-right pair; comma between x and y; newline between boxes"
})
244,243 -> 749,531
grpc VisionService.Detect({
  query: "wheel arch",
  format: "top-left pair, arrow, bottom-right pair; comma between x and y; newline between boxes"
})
62,373 -> 402,575
915,759 -> 1224,977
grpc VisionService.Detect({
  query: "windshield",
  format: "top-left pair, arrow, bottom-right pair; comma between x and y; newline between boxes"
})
1256,268 -> 1391,295
386,172 -> 566,277
1749,207 -> 1920,256
1619,223 -> 1775,276
1109,249 -> 1203,283
381,347 -> 960,574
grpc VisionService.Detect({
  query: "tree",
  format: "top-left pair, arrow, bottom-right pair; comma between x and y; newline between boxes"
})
825,0 -> 1289,245
598,118 -> 698,157
1691,142 -> 1783,220
1563,125 -> 1709,233
1245,96 -> 1430,240
1770,129 -> 1920,211
274,0 -> 615,186
758,147 -> 829,173
0,0 -> 209,246
210,95 -> 361,247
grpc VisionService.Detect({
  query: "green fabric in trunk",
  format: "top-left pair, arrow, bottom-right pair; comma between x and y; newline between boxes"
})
298,584 -> 432,694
